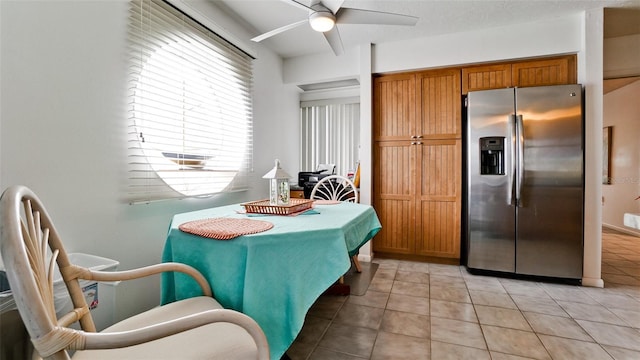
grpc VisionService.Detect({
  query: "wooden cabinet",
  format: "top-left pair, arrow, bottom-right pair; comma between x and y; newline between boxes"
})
512,56 -> 577,87
373,69 -> 461,261
290,190 -> 305,199
462,64 -> 512,94
462,55 -> 577,94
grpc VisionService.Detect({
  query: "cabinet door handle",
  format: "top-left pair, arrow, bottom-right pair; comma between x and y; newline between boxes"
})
411,141 -> 422,145
416,135 -> 423,139
410,135 -> 418,139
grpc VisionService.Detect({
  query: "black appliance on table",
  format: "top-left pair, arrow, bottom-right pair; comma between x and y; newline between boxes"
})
298,164 -> 336,198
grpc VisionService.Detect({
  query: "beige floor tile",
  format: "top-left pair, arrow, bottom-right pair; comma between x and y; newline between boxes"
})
372,259 -> 399,270
540,284 -> 599,305
293,315 -> 331,345
333,303 -> 384,330
523,312 -> 592,341
430,340 -> 490,360
469,289 -> 518,309
398,261 -> 430,274
481,325 -> 550,359
581,288 -> 640,311
429,274 -> 467,288
577,319 -> 640,351
368,277 -> 393,293
347,290 -> 390,309
379,309 -> 430,338
316,323 -> 378,358
309,346 -> 368,360
429,285 -> 472,303
391,280 -> 429,298
287,340 -> 317,360
475,305 -> 531,331
464,276 -> 507,293
307,295 -> 346,319
489,352 -> 538,360
430,299 -> 478,322
386,293 -> 430,316
500,280 -> 550,298
373,268 -> 397,280
395,270 -> 430,284
538,335 -> 613,360
602,345 -> 640,360
511,294 -> 569,317
557,301 -> 627,325
607,307 -> 640,329
428,264 -> 464,277
430,317 -> 486,349
370,331 -> 430,360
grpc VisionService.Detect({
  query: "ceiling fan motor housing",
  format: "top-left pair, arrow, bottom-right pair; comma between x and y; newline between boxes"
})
309,5 -> 335,32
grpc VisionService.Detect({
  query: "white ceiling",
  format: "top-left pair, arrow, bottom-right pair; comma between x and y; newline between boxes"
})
214,0 -> 640,59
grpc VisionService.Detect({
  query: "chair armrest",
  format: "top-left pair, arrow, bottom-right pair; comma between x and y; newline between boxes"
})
78,309 -> 268,358
61,262 -> 212,297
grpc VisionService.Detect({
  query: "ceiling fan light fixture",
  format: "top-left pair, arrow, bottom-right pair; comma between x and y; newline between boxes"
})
309,11 -> 335,32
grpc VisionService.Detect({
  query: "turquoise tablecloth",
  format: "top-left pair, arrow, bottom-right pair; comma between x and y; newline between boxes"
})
161,202 -> 381,360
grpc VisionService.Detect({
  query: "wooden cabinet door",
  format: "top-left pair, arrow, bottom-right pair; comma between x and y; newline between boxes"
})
373,73 -> 417,141
415,139 -> 461,258
372,140 -> 417,254
512,55 -> 577,87
417,69 -> 462,138
462,64 -> 512,94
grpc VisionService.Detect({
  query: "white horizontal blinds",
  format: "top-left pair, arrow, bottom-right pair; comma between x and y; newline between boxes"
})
299,102 -> 360,177
127,0 -> 253,202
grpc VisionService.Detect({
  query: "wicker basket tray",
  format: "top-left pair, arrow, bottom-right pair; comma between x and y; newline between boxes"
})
241,198 -> 313,215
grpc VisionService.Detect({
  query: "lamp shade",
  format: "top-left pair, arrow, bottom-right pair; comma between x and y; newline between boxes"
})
262,159 -> 291,179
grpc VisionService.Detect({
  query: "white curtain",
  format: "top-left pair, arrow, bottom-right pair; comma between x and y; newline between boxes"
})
299,101 -> 360,177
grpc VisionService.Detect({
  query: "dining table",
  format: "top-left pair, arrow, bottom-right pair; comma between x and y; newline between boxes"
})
160,201 -> 382,360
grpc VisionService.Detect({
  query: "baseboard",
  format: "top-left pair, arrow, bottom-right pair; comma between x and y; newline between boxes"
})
602,223 -> 640,237
357,254 -> 372,263
582,277 -> 605,288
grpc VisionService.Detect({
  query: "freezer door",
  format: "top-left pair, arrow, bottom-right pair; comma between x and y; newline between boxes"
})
467,88 -> 516,272
515,85 -> 584,279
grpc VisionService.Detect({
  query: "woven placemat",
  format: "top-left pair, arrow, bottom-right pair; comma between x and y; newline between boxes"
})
179,218 -> 274,240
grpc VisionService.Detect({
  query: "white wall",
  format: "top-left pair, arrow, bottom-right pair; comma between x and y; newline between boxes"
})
603,80 -> 640,236
604,33 -> 640,79
0,0 -> 299,321
285,12 -> 607,286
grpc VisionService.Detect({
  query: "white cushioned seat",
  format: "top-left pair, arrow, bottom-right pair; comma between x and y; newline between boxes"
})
72,297 -> 258,359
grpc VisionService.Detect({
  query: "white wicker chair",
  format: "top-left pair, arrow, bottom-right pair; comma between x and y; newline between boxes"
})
310,175 -> 358,203
310,175 -> 362,272
0,185 -> 269,360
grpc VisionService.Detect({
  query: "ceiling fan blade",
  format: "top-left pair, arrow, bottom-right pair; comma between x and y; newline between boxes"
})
320,0 -> 344,14
283,0 -> 313,12
323,26 -> 344,56
251,19 -> 308,42
336,7 -> 419,26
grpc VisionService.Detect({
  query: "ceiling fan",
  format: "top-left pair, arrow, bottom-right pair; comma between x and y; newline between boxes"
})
250,0 -> 419,56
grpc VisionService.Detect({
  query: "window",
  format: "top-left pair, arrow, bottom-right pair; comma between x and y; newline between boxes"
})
127,0 -> 253,203
299,99 -> 360,177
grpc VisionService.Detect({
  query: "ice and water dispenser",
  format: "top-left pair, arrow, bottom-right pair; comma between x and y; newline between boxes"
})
479,137 -> 505,175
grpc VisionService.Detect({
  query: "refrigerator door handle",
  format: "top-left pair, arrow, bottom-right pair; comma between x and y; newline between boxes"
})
516,114 -> 524,207
508,115 -> 517,206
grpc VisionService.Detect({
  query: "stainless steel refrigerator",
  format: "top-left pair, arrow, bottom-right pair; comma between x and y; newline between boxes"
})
466,84 -> 584,279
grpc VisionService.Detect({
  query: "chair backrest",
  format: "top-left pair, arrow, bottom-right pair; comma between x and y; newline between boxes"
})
0,185 -> 96,360
309,175 -> 359,203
